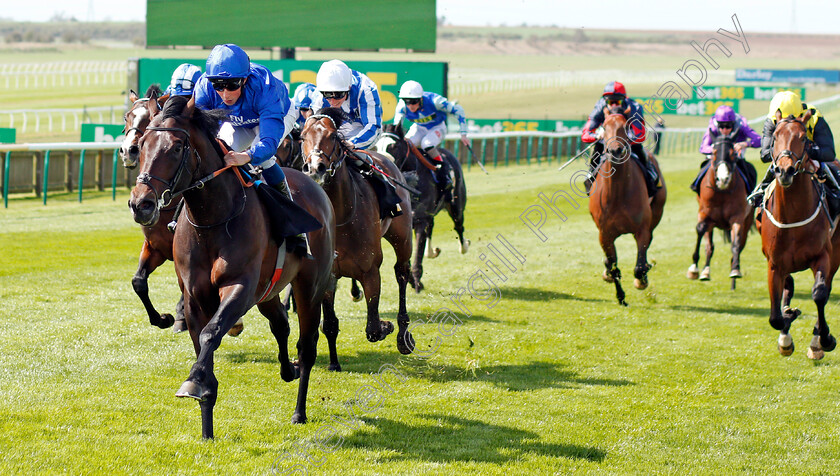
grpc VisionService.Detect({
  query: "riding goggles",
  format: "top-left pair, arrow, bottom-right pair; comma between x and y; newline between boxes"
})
717,121 -> 734,129
210,78 -> 244,91
322,91 -> 348,100
403,98 -> 421,105
605,95 -> 624,104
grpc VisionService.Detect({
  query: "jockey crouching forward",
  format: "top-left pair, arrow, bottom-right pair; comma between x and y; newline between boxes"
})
393,80 -> 470,195
748,91 -> 840,218
581,81 -> 660,196
194,43 -> 308,253
690,105 -> 760,194
311,59 -> 402,218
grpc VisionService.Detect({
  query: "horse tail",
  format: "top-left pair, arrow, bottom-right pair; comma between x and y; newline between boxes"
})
721,227 -> 732,244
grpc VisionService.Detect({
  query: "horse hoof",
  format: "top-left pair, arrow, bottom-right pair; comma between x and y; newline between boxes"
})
634,278 -> 648,290
176,380 -> 207,401
397,331 -> 415,355
821,334 -> 837,352
729,269 -> 742,278
807,346 -> 825,360
414,281 -> 425,293
699,266 -> 711,281
291,413 -> 307,424
158,313 -> 175,329
460,239 -> 471,254
172,318 -> 188,333
327,363 -> 342,372
227,319 -> 245,337
687,264 -> 699,280
778,334 -> 794,356
602,270 -> 615,283
427,247 -> 441,259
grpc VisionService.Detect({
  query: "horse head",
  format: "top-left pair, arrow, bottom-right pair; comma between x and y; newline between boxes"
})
120,85 -> 166,169
129,96 -> 224,226
771,109 -> 812,188
375,123 -> 409,168
712,136 -> 736,190
301,107 -> 348,185
601,105 -> 632,160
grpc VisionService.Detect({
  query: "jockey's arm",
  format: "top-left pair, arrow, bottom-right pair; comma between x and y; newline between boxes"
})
808,117 -> 836,162
759,117 -> 775,163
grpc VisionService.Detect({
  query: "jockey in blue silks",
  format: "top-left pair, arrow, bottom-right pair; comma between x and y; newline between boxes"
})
690,105 -> 761,194
194,43 -> 296,198
393,80 -> 469,193
311,60 -> 382,150
292,82 -> 316,129
310,59 -> 402,218
165,63 -> 202,97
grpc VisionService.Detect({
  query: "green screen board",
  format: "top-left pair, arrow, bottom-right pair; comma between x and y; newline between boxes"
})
138,58 -> 447,123
693,85 -> 806,101
146,0 -> 436,51
0,128 -> 15,143
637,98 -> 740,116
448,119 -> 586,133
81,124 -> 125,142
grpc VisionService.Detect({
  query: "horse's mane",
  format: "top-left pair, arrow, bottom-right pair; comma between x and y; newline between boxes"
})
316,107 -> 349,130
382,123 -> 404,138
159,96 -> 229,158
144,84 -> 163,99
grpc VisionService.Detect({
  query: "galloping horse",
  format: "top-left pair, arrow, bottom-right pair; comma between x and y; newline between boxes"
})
129,96 -> 335,437
120,85 -> 187,331
758,110 -> 838,359
301,108 -> 415,371
687,137 -> 754,290
589,105 -> 667,305
375,123 -> 469,292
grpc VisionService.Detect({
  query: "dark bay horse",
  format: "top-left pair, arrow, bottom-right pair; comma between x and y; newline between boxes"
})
589,105 -> 667,305
120,86 -> 187,331
301,108 -> 415,371
375,123 -> 469,292
687,137 -> 754,290
129,96 -> 336,437
758,110 -> 838,359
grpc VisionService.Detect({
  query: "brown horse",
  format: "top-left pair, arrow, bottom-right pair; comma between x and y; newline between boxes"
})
757,110 -> 838,359
129,96 -> 335,437
119,86 -> 187,331
301,108 -> 415,371
589,106 -> 667,305
687,137 -> 754,290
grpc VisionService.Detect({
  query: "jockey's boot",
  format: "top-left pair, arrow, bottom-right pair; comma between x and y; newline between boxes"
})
632,144 -> 659,197
273,178 -> 313,258
351,150 -> 403,218
819,163 -> 840,219
426,147 -> 453,194
748,167 -> 774,208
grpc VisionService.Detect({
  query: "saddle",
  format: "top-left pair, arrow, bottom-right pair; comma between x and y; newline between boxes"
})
347,152 -> 404,219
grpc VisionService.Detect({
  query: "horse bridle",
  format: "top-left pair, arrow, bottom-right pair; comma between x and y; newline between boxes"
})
303,115 -> 346,177
771,119 -> 809,176
136,126 -> 196,209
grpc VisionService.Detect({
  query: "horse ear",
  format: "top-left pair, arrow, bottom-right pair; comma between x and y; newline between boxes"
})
129,90 -> 139,103
148,95 -> 160,117
602,106 -> 610,116
397,122 -> 404,137
157,93 -> 170,108
801,108 -> 812,124
183,96 -> 195,118
775,109 -> 782,122
623,105 -> 632,116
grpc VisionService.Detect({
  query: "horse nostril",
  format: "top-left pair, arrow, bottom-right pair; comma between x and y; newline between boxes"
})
129,145 -> 139,155
317,163 -> 327,174
302,163 -> 310,174
786,166 -> 796,176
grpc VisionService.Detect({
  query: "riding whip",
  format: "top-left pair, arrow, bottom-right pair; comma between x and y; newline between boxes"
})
465,144 -> 489,174
352,149 -> 421,195
557,142 -> 595,172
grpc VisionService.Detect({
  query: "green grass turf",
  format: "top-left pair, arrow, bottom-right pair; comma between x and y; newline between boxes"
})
2,153 -> 840,474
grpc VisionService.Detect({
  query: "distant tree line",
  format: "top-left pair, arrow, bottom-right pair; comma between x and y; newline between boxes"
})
0,20 -> 145,46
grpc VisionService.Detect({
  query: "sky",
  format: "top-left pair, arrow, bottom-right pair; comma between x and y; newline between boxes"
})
1,0 -> 839,35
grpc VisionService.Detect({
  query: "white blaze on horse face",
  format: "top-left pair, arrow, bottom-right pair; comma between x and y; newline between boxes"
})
715,161 -> 732,189
374,136 -> 397,162
121,107 -> 149,160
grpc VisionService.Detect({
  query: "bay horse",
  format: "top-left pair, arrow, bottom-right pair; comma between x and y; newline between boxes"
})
129,96 -> 336,437
589,105 -> 667,305
301,108 -> 415,371
687,136 -> 754,290
375,123 -> 470,292
757,110 -> 838,359
120,86 -> 188,332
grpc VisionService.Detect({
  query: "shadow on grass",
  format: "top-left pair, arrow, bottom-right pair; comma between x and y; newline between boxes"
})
670,304 -> 767,318
501,285 -> 607,303
338,356 -> 634,391
222,350 -> 278,364
343,414 -> 606,464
